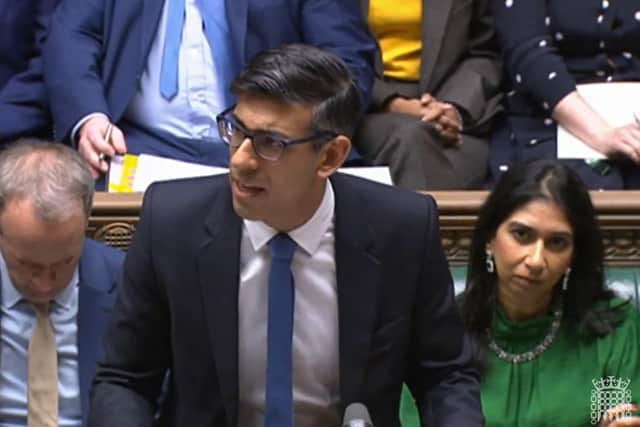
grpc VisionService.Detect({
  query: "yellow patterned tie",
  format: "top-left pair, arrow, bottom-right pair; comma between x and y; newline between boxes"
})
27,302 -> 58,427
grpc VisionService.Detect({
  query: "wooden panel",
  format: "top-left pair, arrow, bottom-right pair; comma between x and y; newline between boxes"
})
88,192 -> 142,251
89,191 -> 640,266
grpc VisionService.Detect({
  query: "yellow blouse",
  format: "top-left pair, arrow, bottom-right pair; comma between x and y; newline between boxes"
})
368,0 -> 422,81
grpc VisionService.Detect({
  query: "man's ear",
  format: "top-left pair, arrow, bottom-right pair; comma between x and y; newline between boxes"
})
317,135 -> 351,179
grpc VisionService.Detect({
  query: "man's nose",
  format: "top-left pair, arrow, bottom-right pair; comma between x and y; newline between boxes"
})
230,137 -> 258,167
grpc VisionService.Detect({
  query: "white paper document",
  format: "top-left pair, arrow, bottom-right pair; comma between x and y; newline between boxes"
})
338,166 -> 393,185
109,153 -> 393,192
132,154 -> 227,192
557,82 -> 640,159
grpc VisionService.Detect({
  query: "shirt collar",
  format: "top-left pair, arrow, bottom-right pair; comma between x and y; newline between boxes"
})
0,250 -> 79,310
244,180 -> 335,256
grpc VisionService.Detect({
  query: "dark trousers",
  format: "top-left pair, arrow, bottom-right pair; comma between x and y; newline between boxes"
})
355,112 -> 489,190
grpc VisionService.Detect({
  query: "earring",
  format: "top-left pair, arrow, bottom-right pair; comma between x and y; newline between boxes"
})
562,267 -> 571,291
485,249 -> 495,273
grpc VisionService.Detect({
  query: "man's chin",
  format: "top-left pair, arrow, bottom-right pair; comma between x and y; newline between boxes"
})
231,199 -> 260,221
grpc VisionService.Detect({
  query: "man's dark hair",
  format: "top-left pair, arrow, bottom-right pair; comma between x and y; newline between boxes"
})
231,44 -> 361,140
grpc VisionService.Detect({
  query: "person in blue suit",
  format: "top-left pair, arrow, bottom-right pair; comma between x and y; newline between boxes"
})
0,140 -> 124,426
88,45 -> 482,427
0,0 -> 58,142
43,0 -> 376,181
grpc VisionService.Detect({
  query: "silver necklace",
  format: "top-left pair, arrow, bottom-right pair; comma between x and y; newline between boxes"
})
486,305 -> 563,363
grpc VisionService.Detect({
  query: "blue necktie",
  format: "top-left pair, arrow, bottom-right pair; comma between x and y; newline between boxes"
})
159,0 -> 237,105
159,0 -> 185,100
265,233 -> 297,427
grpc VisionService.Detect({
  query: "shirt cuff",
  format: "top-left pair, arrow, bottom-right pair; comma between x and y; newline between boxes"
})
71,112 -> 110,148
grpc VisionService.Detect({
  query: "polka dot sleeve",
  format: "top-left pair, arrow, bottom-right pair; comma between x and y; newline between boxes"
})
490,0 -> 577,111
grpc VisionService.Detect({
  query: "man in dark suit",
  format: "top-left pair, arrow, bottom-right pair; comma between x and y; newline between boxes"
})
0,0 -> 58,142
356,0 -> 502,190
0,141 -> 124,426
89,45 -> 482,426
44,0 -> 376,180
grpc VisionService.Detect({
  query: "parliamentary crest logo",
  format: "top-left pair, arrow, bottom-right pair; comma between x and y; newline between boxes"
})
590,376 -> 632,425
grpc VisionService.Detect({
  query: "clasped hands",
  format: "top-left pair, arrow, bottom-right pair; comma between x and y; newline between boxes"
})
385,94 -> 463,145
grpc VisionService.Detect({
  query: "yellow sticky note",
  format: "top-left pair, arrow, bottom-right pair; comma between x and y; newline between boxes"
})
108,154 -> 139,192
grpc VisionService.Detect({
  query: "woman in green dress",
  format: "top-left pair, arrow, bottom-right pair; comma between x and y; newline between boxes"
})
459,159 -> 640,427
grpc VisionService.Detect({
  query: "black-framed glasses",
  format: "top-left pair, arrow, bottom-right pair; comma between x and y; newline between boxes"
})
216,106 -> 338,161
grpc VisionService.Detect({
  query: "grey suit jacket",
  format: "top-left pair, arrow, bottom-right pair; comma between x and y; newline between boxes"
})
361,0 -> 502,133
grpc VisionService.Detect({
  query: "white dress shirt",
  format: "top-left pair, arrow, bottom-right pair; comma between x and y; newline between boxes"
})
124,0 -> 224,139
238,181 -> 341,427
73,0 -> 226,141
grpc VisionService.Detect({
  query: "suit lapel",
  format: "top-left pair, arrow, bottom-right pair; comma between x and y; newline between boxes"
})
77,283 -> 113,423
420,0 -> 453,91
76,242 -> 117,422
198,182 -> 243,426
331,175 -> 381,413
361,0 -> 386,78
142,0 -> 167,63
226,0 -> 248,64
360,0 -> 369,17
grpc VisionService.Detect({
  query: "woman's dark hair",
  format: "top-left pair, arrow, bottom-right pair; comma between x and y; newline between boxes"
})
460,160 -> 624,368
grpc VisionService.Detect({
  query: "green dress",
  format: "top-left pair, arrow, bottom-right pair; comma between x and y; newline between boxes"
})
482,299 -> 640,427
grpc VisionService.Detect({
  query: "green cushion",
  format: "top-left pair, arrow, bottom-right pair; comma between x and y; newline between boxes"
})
400,384 -> 419,427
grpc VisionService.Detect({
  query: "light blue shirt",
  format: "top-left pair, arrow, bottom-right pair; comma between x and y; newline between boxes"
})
124,0 -> 228,140
0,253 -> 81,427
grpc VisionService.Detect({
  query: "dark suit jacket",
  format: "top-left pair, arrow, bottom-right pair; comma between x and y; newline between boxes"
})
89,173 -> 483,427
362,0 -> 502,133
43,0 -> 377,142
0,238 -> 123,425
0,0 -> 58,141
76,239 -> 124,425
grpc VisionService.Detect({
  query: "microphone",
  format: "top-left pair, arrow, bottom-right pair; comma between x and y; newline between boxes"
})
343,402 -> 373,427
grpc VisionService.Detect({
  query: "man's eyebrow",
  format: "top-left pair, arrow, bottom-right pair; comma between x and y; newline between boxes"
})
230,112 -> 247,128
231,113 -> 290,139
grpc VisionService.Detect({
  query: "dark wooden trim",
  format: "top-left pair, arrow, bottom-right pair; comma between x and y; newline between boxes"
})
90,191 -> 640,267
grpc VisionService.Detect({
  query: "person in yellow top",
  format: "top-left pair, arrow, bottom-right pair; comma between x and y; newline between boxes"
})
356,0 -> 502,190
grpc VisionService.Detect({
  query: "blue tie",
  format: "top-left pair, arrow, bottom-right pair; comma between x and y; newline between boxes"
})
159,0 -> 185,100
159,0 -> 237,105
265,233 -> 297,427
